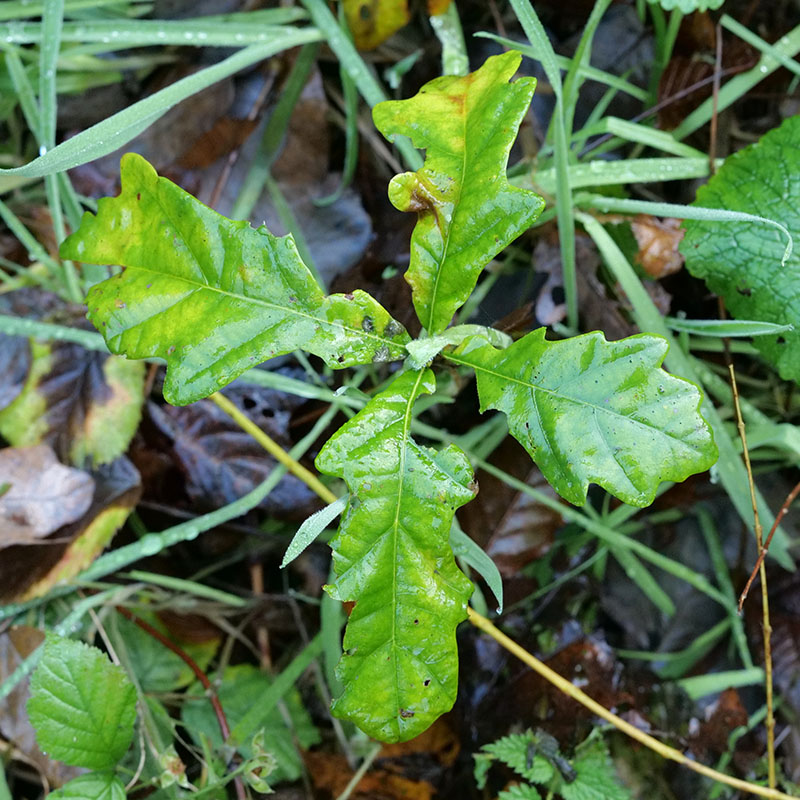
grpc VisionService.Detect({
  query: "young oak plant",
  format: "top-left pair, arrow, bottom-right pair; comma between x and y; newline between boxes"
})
60,52 -> 718,743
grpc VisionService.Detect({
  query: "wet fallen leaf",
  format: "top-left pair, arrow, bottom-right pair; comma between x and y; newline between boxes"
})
0,290 -> 145,468
0,332 -> 31,410
343,0 -> 410,50
0,457 -> 140,602
631,215 -> 685,278
459,437 -> 561,579
0,445 -> 94,544
689,688 -> 748,758
147,380 -> 318,520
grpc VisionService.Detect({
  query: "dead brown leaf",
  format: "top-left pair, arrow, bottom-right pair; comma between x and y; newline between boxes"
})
631,215 -> 685,279
0,445 -> 94,544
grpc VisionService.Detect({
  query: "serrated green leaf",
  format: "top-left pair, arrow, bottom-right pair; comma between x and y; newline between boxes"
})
646,0 -> 724,10
46,771 -> 127,800
499,784 -> 543,800
558,732 -> 632,800
373,51 -> 544,334
59,153 -> 410,406
181,664 -> 319,784
449,330 -> 717,506
316,369 -> 475,742
681,115 -> 800,382
27,635 -> 137,770
482,732 -> 555,785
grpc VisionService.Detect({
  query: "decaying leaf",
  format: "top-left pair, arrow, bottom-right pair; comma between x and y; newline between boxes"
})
0,445 -> 94,545
343,0 -> 410,50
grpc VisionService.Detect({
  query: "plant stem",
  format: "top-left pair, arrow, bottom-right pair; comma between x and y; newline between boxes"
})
729,365 -> 776,788
467,607 -> 792,800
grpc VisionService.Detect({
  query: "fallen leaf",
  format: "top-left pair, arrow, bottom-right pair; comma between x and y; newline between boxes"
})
0,445 -> 94,544
631,215 -> 685,278
343,0 -> 410,50
0,457 -> 140,602
147,380 -> 318,520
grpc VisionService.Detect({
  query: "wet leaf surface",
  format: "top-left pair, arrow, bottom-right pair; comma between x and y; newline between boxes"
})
147,377 -> 319,519
0,445 -> 94,544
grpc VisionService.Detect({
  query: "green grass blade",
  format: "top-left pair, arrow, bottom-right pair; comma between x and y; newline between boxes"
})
508,0 -> 577,330
300,0 -> 421,171
0,31 -> 323,178
576,210 -> 792,569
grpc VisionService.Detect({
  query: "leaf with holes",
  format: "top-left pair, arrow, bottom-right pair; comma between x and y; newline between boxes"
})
448,330 -> 717,506
27,635 -> 137,769
315,369 -> 475,742
59,153 -> 410,406
373,51 -> 544,334
681,115 -> 800,382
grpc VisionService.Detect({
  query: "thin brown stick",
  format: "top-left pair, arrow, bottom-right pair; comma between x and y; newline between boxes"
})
739,479 -> 800,610
729,364 -> 776,789
467,608 -> 794,799
115,606 -> 248,800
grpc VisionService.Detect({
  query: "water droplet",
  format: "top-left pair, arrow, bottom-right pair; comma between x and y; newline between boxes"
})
197,31 -> 207,40
38,145 -> 47,157
759,64 -> 768,73
183,31 -> 193,40
234,33 -> 244,41
156,30 -> 166,39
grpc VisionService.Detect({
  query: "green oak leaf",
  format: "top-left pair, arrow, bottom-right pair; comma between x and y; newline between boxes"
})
448,330 -> 717,507
27,635 -> 137,770
373,51 -> 545,334
681,115 -> 800,383
60,153 -> 410,406
316,368 -> 475,742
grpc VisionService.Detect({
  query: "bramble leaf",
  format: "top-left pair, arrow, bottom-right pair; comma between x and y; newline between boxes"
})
46,772 -> 126,800
27,635 -> 137,769
60,153 -> 410,406
316,369 -> 475,742
681,115 -> 800,382
373,51 -> 545,334
448,330 -> 717,506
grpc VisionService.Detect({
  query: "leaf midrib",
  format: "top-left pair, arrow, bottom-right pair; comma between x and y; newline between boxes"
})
446,352 -> 702,452
108,263 -> 403,352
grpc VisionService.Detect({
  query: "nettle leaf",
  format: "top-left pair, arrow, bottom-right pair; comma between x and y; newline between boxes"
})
27,635 -> 137,770
373,51 -> 545,334
558,732 -> 632,800
449,330 -> 717,507
316,369 -> 475,742
59,153 -> 410,406
681,115 -> 800,382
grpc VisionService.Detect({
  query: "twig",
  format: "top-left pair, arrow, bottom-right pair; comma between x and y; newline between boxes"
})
115,606 -> 248,800
728,364 -> 776,789
467,607 -> 793,799
739,479 -> 800,610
